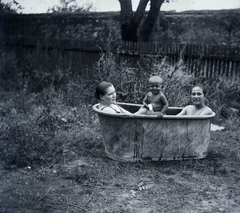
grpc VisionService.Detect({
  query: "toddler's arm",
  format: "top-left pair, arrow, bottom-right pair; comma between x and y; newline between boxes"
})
160,93 -> 169,114
142,93 -> 150,109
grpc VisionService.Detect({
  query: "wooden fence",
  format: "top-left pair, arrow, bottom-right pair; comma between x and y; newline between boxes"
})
118,42 -> 240,80
1,36 -> 240,80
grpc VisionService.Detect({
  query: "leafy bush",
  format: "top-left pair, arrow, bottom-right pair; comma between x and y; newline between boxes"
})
137,56 -> 195,107
201,77 -> 240,124
0,0 -> 17,14
94,41 -> 194,106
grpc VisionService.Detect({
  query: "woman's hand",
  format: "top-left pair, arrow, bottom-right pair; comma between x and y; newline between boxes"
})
122,113 -> 134,118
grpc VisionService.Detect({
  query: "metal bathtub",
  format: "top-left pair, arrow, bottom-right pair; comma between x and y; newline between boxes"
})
92,102 -> 215,162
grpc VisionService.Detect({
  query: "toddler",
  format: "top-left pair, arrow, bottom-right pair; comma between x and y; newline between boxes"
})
135,75 -> 169,117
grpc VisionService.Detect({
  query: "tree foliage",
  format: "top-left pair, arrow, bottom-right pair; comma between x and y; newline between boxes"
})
0,0 -> 17,14
119,0 -> 173,42
48,0 -> 93,13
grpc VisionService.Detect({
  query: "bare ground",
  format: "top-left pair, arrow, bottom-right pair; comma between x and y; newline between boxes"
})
1,129 -> 240,213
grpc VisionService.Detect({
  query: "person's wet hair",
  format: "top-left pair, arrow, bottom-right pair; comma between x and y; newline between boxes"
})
95,81 -> 113,100
192,84 -> 206,95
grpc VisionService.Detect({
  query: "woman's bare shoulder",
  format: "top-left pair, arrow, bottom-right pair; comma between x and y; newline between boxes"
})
184,105 -> 194,110
98,105 -> 116,113
200,106 -> 214,115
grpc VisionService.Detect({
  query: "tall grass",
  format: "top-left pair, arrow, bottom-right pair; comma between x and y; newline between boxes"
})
0,87 -> 99,167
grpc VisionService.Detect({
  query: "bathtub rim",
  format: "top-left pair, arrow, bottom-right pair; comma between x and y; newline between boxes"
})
92,102 -> 216,120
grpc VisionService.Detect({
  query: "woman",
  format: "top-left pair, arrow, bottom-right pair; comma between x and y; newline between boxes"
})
177,85 -> 214,116
95,81 -> 132,114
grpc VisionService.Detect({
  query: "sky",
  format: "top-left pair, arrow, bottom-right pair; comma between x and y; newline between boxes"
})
3,0 -> 240,14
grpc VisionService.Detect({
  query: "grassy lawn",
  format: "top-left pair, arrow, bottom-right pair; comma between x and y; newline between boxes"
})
0,90 -> 240,213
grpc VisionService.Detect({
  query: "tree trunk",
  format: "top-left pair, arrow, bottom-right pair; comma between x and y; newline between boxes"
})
128,0 -> 149,41
119,0 -> 133,41
140,0 -> 164,41
119,0 -> 165,42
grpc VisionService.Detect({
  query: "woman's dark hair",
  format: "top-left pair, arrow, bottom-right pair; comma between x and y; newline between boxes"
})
192,84 -> 206,95
95,81 -> 113,100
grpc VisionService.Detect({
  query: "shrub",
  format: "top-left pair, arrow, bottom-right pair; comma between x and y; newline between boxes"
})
194,76 -> 240,123
93,40 -> 194,106
137,56 -> 195,107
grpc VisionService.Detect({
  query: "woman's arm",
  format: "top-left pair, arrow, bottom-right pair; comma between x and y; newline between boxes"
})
101,107 -> 119,114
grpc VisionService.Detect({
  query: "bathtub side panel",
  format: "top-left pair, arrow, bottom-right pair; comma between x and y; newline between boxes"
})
161,120 -> 189,160
98,114 -> 143,162
141,120 -> 165,160
142,118 -> 211,160
142,120 -> 188,160
186,119 -> 211,159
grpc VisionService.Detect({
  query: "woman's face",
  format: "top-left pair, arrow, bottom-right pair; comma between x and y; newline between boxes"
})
100,85 -> 116,105
191,86 -> 205,106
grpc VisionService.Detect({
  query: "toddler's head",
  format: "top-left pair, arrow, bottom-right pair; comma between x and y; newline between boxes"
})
148,76 -> 163,94
148,76 -> 163,85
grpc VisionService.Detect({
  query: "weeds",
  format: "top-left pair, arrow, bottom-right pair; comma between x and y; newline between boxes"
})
0,88 -> 100,167
94,41 -> 195,106
202,76 -> 240,123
